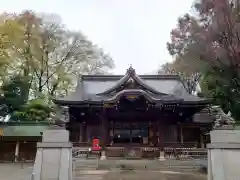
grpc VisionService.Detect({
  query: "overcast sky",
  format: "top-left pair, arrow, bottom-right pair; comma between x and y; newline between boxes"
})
0,0 -> 194,74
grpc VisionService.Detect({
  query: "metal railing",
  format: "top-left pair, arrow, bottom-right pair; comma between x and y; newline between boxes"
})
72,141 -> 207,159
72,146 -> 207,160
72,147 -> 101,159
164,147 -> 207,160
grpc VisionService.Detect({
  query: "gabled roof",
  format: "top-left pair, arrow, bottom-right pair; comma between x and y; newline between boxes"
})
54,66 -> 209,105
97,66 -> 165,95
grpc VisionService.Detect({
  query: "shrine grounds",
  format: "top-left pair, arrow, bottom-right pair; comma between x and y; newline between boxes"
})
0,162 -> 206,180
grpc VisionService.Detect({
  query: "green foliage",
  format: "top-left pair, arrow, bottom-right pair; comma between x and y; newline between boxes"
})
0,10 -> 114,100
200,70 -> 240,120
0,75 -> 29,116
167,0 -> 240,121
0,10 -> 115,121
11,99 -> 53,122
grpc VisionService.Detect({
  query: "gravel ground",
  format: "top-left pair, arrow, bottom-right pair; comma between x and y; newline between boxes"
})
0,163 -> 33,180
103,170 -> 206,180
0,163 -> 206,180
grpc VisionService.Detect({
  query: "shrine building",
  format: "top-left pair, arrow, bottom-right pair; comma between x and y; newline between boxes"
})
54,67 -> 212,158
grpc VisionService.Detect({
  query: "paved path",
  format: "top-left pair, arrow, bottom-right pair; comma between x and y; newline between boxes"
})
74,170 -> 206,180
0,163 -> 33,180
0,163 -> 206,180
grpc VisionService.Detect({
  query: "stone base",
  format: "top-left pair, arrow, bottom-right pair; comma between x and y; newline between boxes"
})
158,151 -> 165,161
208,130 -> 240,180
32,129 -> 72,180
100,150 -> 107,160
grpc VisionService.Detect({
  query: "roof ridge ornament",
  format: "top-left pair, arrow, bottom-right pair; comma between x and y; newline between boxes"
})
126,65 -> 135,75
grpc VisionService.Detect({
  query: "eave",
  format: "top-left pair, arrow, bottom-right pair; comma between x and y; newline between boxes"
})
81,74 -> 181,81
53,98 -> 210,107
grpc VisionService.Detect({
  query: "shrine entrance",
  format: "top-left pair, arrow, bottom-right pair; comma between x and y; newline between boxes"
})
112,122 -> 149,145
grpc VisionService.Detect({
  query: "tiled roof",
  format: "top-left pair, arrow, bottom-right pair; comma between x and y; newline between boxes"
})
55,67 -> 209,105
0,124 -> 49,136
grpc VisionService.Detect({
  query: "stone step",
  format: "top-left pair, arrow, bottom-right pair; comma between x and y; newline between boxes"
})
72,159 -> 205,172
73,175 -> 103,180
73,165 -> 98,168
73,170 -> 108,179
74,164 -> 98,167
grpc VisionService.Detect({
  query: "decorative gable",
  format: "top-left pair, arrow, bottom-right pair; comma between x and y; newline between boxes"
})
97,66 -> 165,96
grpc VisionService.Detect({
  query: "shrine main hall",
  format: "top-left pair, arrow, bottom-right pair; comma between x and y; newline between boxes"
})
54,67 -> 212,158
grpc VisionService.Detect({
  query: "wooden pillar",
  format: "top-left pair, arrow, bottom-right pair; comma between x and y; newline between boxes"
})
180,124 -> 183,144
149,121 -> 153,146
152,120 -> 157,146
79,123 -> 83,142
200,134 -> 204,148
100,114 -> 107,160
106,120 -> 109,145
82,121 -> 87,142
14,141 -> 20,162
158,123 -> 166,161
158,123 -> 166,148
100,117 -> 107,147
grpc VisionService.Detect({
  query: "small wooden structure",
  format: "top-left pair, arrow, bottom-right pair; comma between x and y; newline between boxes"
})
0,121 -> 49,162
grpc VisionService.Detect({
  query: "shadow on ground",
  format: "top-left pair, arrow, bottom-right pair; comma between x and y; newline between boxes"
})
103,170 -> 206,180
0,161 -> 207,180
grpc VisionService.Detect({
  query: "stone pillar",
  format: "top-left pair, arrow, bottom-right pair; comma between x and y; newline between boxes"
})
32,127 -> 72,180
158,150 -> 166,161
14,141 -> 20,162
207,129 -> 240,180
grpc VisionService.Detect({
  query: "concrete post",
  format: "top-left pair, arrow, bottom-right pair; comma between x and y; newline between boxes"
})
32,127 -> 72,180
100,150 -> 107,160
158,149 -> 166,161
207,129 -> 240,180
